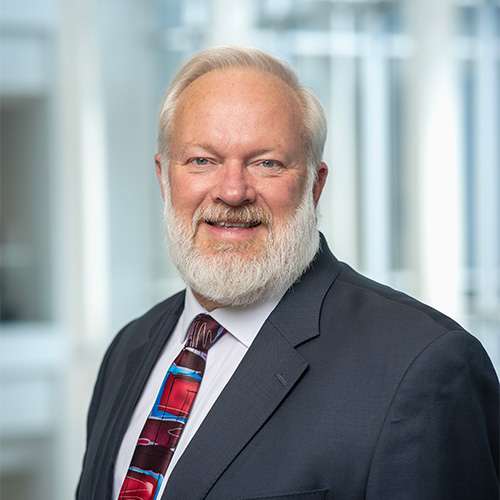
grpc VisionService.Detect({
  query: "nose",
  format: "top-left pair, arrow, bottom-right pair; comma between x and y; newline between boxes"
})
211,162 -> 256,206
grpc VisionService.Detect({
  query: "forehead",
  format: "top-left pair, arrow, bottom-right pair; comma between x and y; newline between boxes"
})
174,67 -> 302,124
171,67 -> 304,154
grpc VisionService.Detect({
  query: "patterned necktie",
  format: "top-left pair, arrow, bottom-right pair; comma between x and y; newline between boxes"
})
119,314 -> 227,500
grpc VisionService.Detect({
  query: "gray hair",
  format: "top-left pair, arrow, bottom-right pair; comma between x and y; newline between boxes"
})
157,45 -> 327,170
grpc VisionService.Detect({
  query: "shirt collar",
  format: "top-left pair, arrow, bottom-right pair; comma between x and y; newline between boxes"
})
181,287 -> 285,348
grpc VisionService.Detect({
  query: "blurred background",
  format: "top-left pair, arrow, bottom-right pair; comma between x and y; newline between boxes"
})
0,0 -> 499,499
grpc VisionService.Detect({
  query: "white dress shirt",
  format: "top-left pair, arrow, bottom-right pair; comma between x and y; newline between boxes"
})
113,288 -> 284,499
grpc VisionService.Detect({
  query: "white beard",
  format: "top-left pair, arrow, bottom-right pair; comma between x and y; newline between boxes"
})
162,174 -> 320,307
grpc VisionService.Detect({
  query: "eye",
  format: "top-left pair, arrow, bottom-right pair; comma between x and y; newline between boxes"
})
191,158 -> 209,166
260,160 -> 278,168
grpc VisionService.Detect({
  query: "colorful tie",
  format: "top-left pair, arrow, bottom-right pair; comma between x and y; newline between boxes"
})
118,314 -> 227,500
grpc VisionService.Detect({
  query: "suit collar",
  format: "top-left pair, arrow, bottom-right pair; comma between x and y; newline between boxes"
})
125,292 -> 185,370
268,233 -> 341,347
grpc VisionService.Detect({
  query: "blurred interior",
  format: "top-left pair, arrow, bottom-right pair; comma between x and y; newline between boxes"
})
1,0 -> 499,499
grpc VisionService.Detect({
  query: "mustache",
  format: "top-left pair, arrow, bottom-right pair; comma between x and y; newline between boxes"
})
192,204 -> 273,230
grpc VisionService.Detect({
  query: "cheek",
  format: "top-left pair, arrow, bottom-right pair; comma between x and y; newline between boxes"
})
168,173 -> 207,215
261,179 -> 306,217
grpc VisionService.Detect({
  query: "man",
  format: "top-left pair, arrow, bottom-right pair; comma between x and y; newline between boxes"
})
77,46 -> 499,500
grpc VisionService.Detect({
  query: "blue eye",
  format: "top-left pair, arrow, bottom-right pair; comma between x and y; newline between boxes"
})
261,160 -> 277,168
193,158 -> 209,165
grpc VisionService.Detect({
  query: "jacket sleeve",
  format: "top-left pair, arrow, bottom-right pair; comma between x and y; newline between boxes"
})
366,329 -> 499,500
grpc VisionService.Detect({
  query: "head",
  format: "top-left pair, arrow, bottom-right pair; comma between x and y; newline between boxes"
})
155,46 -> 328,310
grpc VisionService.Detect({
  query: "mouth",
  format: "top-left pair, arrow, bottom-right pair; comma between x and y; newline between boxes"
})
193,205 -> 272,238
206,220 -> 262,230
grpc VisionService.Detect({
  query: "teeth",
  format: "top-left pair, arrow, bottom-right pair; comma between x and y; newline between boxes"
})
217,222 -> 251,229
206,220 -> 261,229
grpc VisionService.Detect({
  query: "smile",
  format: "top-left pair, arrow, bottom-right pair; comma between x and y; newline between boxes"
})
206,221 -> 261,230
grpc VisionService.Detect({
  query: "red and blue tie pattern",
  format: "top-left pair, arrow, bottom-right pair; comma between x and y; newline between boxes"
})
119,314 -> 227,500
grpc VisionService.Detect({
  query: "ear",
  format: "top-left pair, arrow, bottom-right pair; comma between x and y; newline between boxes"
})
312,162 -> 328,206
155,153 -> 166,200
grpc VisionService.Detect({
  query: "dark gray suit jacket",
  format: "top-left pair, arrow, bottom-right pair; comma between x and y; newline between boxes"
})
77,237 -> 499,499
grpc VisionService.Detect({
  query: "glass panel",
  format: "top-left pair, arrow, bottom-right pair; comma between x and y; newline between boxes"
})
0,97 -> 53,323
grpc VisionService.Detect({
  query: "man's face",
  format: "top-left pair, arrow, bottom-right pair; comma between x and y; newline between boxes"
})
156,67 -> 327,309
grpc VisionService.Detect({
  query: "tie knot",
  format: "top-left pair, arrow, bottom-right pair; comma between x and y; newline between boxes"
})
186,314 -> 226,351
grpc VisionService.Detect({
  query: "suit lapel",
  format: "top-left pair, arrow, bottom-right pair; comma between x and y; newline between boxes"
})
162,321 -> 308,500
92,293 -> 185,499
163,237 -> 341,500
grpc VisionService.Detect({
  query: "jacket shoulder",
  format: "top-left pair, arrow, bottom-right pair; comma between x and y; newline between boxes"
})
332,261 -> 464,336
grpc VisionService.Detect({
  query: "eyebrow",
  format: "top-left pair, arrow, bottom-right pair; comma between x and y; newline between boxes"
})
182,143 -> 288,158
181,142 -> 218,155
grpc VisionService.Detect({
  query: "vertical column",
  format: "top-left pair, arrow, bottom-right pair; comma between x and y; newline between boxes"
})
55,0 -> 110,497
473,3 -> 499,317
404,0 -> 463,318
56,0 -> 110,344
360,5 -> 391,283
325,7 -> 360,267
